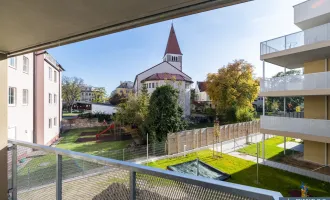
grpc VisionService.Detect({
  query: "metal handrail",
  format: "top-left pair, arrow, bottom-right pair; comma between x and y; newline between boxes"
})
8,139 -> 282,200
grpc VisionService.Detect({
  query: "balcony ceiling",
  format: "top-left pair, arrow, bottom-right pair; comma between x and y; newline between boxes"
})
0,0 -> 248,56
261,40 -> 330,68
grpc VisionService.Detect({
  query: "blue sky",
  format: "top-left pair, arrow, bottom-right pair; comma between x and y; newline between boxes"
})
48,0 -> 304,94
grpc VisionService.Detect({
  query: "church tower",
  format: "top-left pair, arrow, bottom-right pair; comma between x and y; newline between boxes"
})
163,24 -> 183,71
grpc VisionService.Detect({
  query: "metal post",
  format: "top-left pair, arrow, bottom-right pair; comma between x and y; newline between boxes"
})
262,133 -> 265,161
123,149 -> 125,161
146,134 -> 149,161
256,142 -> 259,184
130,170 -> 136,200
284,137 -> 286,155
12,144 -> 17,200
56,154 -> 62,200
262,61 -> 265,116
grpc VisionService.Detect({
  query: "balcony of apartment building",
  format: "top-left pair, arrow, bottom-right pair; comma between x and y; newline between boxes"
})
260,0 -> 330,68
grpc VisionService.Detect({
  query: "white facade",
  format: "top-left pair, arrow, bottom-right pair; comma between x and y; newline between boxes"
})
194,83 -> 210,102
43,61 -> 61,144
143,79 -> 191,115
7,53 -> 34,143
92,104 -> 117,115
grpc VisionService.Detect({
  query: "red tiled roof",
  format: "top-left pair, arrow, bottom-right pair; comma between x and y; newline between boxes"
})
197,81 -> 207,92
164,24 -> 182,56
142,73 -> 193,83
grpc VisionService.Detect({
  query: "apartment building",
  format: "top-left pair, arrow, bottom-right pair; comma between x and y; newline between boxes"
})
260,0 -> 330,165
7,51 -> 64,145
78,85 -> 105,103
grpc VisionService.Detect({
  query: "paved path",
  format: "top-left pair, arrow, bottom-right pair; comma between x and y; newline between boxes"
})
228,151 -> 330,183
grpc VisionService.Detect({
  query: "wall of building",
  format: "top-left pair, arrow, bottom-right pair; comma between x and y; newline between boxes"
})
116,88 -> 132,96
92,104 -> 117,114
143,79 -> 191,116
43,60 -> 61,145
303,59 -> 330,164
8,53 -> 34,143
134,62 -> 191,93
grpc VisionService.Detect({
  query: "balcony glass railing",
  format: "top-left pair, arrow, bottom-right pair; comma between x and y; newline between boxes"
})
7,139 -> 282,200
261,22 -> 330,55
261,116 -> 330,138
261,71 -> 330,92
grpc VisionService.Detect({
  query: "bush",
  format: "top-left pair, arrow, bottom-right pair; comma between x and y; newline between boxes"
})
78,111 -> 112,123
235,107 -> 254,122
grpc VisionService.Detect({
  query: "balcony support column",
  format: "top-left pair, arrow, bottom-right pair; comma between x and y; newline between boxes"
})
284,67 -> 286,155
0,54 -> 8,200
262,60 -> 265,160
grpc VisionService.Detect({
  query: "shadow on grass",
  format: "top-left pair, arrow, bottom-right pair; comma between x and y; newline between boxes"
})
227,159 -> 330,197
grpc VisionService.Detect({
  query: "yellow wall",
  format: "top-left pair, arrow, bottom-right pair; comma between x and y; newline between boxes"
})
303,59 -> 329,165
116,88 -> 133,96
304,140 -> 326,164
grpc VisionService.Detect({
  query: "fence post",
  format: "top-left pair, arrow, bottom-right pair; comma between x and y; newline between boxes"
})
199,129 -> 202,147
206,128 -> 208,146
147,134 -> 149,161
12,144 -> 17,200
123,149 -> 125,161
56,154 -> 62,200
193,129 -> 196,149
130,170 -> 136,200
177,132 -> 180,153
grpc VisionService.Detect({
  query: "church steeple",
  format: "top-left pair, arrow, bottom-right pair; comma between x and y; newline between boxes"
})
163,24 -> 183,71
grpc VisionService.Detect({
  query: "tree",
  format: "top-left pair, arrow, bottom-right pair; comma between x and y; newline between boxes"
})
114,85 -> 149,134
145,85 -> 187,142
266,69 -> 303,112
92,87 -> 107,103
62,76 -> 83,112
109,93 -> 126,105
206,60 -> 259,122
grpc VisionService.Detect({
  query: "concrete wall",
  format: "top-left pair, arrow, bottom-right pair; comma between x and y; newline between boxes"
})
7,53 -> 34,143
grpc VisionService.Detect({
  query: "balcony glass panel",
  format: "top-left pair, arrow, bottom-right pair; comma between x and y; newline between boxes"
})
261,71 -> 330,92
261,116 -> 330,138
261,23 -> 330,55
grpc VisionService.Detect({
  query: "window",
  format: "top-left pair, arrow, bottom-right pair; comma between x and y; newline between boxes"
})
49,67 -> 52,81
148,83 -> 151,88
49,118 -> 52,128
156,83 -> 158,87
54,71 -> 57,82
9,57 -> 17,69
23,89 -> 28,105
8,87 -> 16,105
54,94 -> 57,104
49,93 -> 52,104
152,83 -> 155,88
54,117 -> 57,126
23,56 -> 29,73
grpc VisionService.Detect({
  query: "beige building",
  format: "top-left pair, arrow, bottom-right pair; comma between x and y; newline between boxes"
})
116,81 -> 134,97
260,0 -> 330,165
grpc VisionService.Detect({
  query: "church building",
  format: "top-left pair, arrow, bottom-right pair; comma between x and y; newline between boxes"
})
133,24 -> 193,116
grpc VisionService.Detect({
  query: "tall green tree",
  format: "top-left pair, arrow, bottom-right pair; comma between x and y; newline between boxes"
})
266,69 -> 303,112
92,88 -> 107,103
145,85 -> 187,142
206,60 -> 259,122
62,76 -> 83,112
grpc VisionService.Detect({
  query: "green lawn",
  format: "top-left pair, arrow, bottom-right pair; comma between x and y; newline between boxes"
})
62,112 -> 80,117
16,127 -> 132,189
238,136 -> 297,161
147,150 -> 330,197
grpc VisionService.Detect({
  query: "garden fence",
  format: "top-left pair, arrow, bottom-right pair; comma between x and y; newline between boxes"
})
167,120 -> 260,155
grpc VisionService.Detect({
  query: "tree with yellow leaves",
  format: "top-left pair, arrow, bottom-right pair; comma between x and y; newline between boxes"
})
206,60 -> 259,122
